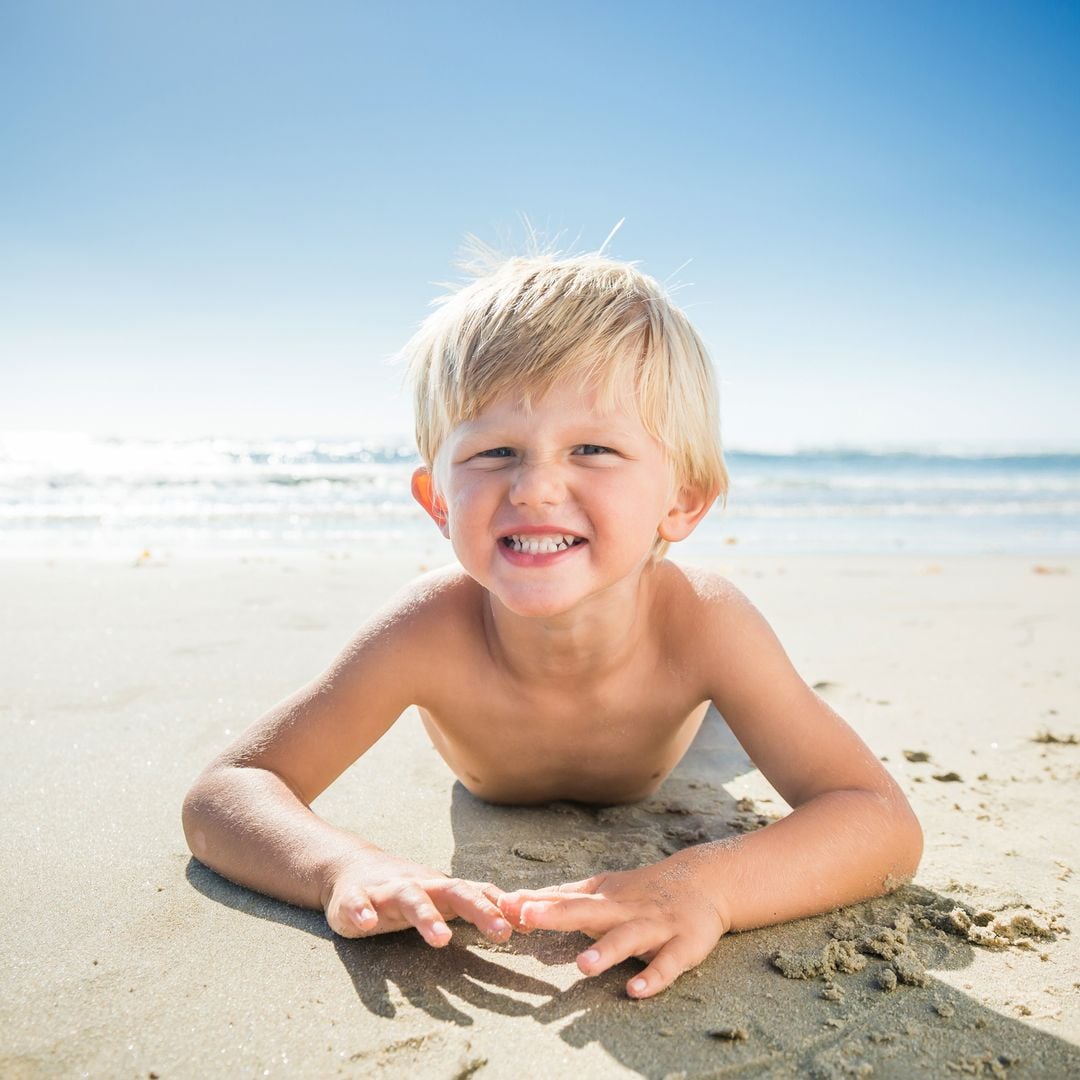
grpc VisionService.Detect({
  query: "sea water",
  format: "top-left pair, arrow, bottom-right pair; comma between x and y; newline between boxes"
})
2,433 -> 1078,559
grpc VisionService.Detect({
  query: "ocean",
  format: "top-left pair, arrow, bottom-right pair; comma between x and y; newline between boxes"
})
2,433 -> 1078,559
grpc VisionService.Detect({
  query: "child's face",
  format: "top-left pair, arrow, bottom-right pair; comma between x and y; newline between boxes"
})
417,376 -> 691,618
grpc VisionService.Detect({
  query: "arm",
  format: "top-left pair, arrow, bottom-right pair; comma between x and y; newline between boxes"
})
499,575 -> 922,995
692,588 -> 923,933
182,576 -> 512,946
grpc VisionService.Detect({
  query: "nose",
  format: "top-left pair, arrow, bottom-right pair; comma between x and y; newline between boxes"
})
509,456 -> 566,508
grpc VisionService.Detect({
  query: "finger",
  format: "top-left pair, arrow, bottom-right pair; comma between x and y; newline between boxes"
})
464,879 -> 508,913
497,879 -> 601,929
480,882 -> 505,906
326,887 -> 378,938
626,937 -> 699,999
576,920 -> 667,977
518,895 -> 617,936
438,881 -> 513,942
394,885 -> 453,947
497,893 -> 534,933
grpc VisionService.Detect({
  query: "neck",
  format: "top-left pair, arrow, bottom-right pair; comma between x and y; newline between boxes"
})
481,563 -> 662,685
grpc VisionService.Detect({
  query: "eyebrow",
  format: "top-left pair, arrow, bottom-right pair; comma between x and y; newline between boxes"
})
456,419 -> 638,444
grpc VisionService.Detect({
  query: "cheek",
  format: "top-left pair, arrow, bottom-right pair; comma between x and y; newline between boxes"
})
589,481 -> 666,543
445,476 -> 497,532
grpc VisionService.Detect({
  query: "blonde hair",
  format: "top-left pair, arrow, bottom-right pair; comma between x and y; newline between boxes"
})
398,235 -> 728,558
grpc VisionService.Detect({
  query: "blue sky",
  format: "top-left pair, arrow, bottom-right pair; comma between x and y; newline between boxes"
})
3,1 -> 1078,450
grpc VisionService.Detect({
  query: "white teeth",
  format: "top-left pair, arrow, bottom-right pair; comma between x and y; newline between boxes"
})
505,533 -> 580,554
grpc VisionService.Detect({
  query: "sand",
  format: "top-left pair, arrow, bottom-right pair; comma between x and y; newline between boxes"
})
1,552 -> 1078,1078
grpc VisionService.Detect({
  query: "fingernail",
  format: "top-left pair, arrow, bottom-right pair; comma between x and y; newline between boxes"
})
360,907 -> 375,922
492,918 -> 511,934
581,949 -> 601,966
432,921 -> 451,936
629,977 -> 648,995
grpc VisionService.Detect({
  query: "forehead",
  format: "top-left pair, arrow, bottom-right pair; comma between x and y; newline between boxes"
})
455,376 -> 644,435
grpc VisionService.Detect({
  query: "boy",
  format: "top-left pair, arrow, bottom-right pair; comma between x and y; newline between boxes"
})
182,247 -> 922,1000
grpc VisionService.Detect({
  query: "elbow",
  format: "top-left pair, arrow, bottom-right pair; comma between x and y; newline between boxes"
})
884,791 -> 923,889
181,771 -> 218,864
903,805 -> 924,879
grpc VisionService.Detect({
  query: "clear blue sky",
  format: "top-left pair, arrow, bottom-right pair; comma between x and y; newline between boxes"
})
3,1 -> 1078,450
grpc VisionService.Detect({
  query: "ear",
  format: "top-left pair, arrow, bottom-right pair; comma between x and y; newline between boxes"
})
658,484 -> 717,543
411,466 -> 450,538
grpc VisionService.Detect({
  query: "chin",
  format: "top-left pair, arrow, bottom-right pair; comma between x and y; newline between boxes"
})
487,580 -> 589,618
498,594 -> 579,619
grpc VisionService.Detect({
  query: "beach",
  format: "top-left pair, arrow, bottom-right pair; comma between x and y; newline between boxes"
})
2,551 -> 1078,1078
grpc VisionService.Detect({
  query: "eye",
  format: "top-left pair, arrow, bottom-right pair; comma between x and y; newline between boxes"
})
574,444 -> 614,456
475,447 -> 515,459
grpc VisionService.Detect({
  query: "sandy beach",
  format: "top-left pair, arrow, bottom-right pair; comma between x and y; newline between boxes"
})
2,552 -> 1077,1079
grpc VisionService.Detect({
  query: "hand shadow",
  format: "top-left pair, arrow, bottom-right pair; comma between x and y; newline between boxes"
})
183,857 -> 569,1027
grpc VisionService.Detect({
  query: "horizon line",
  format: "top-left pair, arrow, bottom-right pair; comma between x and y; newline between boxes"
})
3,430 -> 1080,460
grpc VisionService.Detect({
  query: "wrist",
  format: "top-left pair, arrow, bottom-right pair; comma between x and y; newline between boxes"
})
316,840 -> 382,911
669,841 -> 737,935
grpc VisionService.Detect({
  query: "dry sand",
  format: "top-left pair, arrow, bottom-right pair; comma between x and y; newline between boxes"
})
1,552 -> 1077,1078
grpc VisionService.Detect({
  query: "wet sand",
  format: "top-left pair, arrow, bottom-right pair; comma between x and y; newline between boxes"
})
1,553 -> 1077,1078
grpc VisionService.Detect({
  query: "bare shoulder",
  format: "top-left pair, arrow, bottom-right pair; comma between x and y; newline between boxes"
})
211,565 -> 481,802
343,563 -> 480,654
660,561 -> 745,600
659,560 -> 897,805
657,561 -> 763,637
318,564 -> 476,686
656,559 -> 798,707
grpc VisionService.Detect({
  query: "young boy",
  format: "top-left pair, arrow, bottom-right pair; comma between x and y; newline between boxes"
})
182,248 -> 922,1000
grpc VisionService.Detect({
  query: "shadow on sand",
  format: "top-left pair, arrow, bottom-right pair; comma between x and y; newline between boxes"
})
189,707 -> 1080,1078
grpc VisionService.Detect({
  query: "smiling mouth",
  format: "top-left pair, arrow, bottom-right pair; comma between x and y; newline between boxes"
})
500,533 -> 586,555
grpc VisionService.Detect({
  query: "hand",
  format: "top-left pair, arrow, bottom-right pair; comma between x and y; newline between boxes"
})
323,849 -> 513,947
497,848 -> 730,999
